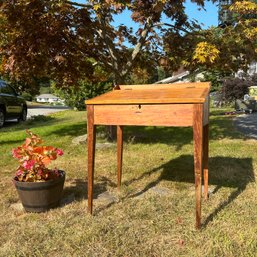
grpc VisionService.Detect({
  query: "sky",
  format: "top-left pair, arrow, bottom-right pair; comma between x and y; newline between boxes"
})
75,1 -> 219,28
185,1 -> 218,28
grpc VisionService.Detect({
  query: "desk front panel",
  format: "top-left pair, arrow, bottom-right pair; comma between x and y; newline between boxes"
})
93,104 -> 195,127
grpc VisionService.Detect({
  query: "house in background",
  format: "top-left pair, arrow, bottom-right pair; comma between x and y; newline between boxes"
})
155,67 -> 204,84
36,94 -> 64,104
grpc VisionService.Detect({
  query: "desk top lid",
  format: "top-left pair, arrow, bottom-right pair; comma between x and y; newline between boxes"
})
85,82 -> 211,105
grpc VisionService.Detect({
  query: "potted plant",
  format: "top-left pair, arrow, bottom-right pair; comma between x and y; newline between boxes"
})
12,130 -> 65,212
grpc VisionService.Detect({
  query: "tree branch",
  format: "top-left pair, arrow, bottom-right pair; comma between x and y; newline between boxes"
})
120,1 -> 166,77
96,50 -> 114,69
121,17 -> 153,77
95,13 -> 120,73
154,22 -> 192,34
96,29 -> 118,64
65,1 -> 92,8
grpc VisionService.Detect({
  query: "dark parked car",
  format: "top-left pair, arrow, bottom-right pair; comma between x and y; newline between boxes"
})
0,79 -> 27,128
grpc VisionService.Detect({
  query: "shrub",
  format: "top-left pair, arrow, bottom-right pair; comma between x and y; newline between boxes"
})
21,92 -> 33,101
222,77 -> 250,102
52,80 -> 112,110
250,74 -> 257,86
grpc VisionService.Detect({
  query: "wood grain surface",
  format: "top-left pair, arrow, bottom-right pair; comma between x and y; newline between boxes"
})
86,82 -> 210,105
87,105 -> 96,214
94,104 -> 194,126
193,104 -> 203,229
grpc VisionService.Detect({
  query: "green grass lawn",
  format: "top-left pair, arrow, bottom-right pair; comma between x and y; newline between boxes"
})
0,108 -> 256,257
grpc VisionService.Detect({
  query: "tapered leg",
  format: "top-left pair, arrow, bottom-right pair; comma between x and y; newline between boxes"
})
193,104 -> 203,229
203,124 -> 209,200
87,105 -> 96,214
117,125 -> 123,189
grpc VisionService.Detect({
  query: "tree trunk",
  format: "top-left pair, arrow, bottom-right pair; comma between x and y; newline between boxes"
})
106,124 -> 117,142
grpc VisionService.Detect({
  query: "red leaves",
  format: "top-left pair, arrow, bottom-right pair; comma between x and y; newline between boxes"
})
12,130 -> 64,182
23,160 -> 35,170
25,138 -> 32,147
56,148 -> 64,156
12,147 -> 23,159
0,0 -> 95,92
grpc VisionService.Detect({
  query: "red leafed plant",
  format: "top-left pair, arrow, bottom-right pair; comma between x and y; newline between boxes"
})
12,130 -> 64,182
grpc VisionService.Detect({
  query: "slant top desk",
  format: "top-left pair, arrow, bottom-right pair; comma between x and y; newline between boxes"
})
85,82 -> 210,229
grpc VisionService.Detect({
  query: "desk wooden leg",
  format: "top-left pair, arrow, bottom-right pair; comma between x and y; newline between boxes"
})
117,125 -> 123,189
87,105 -> 96,215
193,104 -> 203,229
203,124 -> 209,200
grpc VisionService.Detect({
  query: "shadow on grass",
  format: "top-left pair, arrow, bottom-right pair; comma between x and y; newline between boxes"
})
125,155 -> 254,227
63,176 -> 116,207
62,154 -> 254,223
63,176 -> 118,215
124,126 -> 192,151
46,124 -> 107,140
46,123 -> 87,137
46,112 -> 244,152
0,139 -> 26,146
122,114 -> 243,150
4,117 -> 87,138
1,116 -> 58,133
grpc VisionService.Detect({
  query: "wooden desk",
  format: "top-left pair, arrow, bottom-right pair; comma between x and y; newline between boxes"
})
85,82 -> 210,229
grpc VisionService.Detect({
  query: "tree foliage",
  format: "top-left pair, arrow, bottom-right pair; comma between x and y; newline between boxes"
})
0,0 -> 219,93
52,80 -> 112,110
1,0 -> 256,94
200,70 -> 230,92
166,0 -> 257,75
0,0 -> 96,93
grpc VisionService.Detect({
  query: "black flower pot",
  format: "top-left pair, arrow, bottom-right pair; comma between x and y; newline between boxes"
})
13,170 -> 65,213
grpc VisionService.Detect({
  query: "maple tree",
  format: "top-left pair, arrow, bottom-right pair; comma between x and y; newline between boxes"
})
0,0 -> 96,93
0,0 -> 220,94
1,0 -> 256,91
166,0 -> 257,75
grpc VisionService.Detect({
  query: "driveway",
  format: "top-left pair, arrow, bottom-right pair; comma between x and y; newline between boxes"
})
27,106 -> 70,118
234,112 -> 257,139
